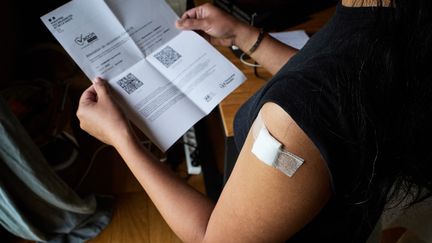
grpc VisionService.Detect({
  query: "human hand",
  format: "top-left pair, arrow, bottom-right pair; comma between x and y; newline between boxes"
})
175,3 -> 250,47
76,78 -> 134,147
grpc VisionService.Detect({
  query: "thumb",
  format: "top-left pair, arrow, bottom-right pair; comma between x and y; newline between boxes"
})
176,18 -> 208,31
93,77 -> 110,97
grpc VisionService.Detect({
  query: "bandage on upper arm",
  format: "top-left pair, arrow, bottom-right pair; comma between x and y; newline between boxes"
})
251,112 -> 304,177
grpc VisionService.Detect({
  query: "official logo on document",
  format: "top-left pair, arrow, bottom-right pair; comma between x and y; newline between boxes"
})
74,32 -> 98,47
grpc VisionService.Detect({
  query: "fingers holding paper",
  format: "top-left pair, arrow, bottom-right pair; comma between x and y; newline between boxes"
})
77,77 -> 133,147
175,3 -> 245,47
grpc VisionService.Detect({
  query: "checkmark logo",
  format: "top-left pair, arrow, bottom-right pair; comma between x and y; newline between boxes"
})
74,34 -> 84,46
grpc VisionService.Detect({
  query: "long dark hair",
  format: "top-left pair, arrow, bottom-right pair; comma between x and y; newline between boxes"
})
345,0 -> 432,209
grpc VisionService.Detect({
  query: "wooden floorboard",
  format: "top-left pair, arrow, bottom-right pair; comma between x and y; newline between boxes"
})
80,138 -> 205,243
88,192 -> 184,243
82,144 -> 205,243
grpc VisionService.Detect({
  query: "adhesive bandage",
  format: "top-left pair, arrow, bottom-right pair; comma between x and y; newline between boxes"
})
251,113 -> 304,177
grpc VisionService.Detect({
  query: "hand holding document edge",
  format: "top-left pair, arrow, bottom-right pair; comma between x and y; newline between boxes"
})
41,0 -> 246,151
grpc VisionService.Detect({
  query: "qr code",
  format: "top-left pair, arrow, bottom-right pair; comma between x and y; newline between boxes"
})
153,46 -> 181,68
116,73 -> 143,94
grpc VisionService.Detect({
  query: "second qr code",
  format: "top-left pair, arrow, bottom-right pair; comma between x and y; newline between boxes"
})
154,46 -> 181,68
117,73 -> 143,95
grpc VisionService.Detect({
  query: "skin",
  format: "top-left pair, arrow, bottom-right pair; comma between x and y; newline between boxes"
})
176,3 -> 297,75
77,1 -> 386,241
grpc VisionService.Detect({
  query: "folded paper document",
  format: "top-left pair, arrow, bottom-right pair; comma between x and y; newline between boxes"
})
41,0 -> 245,151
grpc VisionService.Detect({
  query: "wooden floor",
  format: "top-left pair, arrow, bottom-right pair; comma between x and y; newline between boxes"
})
83,145 -> 206,243
87,162 -> 205,242
90,192 -> 182,243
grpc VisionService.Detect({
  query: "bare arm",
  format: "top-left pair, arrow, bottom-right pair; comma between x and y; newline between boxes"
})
202,102 -> 331,242
77,80 -> 331,242
176,3 -> 298,75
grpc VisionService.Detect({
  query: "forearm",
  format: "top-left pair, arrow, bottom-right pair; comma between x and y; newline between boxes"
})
114,134 -> 214,243
233,23 -> 298,75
